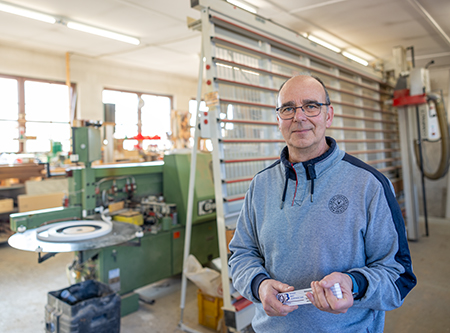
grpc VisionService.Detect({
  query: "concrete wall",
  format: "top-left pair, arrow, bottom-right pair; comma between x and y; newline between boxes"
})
0,44 -> 198,120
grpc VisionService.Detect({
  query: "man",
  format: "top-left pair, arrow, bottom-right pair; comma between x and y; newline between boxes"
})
228,74 -> 416,332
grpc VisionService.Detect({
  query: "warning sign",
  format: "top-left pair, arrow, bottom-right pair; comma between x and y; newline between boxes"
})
204,91 -> 219,107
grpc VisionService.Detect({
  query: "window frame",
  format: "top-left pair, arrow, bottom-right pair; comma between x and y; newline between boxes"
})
103,87 -> 173,137
0,73 -> 76,153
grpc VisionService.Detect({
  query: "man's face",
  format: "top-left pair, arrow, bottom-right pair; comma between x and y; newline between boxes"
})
277,76 -> 334,160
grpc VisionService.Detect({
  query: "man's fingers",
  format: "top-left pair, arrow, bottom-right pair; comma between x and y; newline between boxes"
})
259,279 -> 298,317
264,301 -> 297,317
311,281 -> 329,309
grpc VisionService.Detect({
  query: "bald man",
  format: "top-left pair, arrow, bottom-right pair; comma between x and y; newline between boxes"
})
228,74 -> 416,332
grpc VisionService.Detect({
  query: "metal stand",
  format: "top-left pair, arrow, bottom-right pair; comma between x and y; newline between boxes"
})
178,42 -> 205,332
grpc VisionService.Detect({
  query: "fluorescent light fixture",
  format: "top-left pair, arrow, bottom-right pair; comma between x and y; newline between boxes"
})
0,2 -> 140,45
226,0 -> 257,14
67,21 -> 140,45
342,51 -> 369,66
0,2 -> 56,24
307,35 -> 341,53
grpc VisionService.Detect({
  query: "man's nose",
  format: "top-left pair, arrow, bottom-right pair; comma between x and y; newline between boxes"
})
293,107 -> 307,122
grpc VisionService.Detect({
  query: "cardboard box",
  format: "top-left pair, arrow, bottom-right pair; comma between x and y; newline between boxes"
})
0,198 -> 14,213
18,192 -> 64,212
226,229 -> 235,253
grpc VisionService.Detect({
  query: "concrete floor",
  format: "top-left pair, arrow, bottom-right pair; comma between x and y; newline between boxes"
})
0,217 -> 449,333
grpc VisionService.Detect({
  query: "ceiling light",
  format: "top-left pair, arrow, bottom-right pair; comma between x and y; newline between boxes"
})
0,1 -> 56,24
66,21 -> 140,45
307,35 -> 341,53
226,0 -> 258,14
342,51 -> 369,66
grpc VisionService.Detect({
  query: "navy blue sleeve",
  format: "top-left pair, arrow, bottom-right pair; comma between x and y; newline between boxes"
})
343,153 -> 417,300
251,273 -> 270,301
349,272 -> 368,300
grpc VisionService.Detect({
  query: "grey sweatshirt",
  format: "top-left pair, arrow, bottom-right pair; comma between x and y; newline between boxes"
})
228,137 -> 416,333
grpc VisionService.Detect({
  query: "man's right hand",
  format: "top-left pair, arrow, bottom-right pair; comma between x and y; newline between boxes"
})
258,279 -> 298,316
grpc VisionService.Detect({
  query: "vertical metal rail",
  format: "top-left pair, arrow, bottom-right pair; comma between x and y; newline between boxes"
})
178,42 -> 204,333
200,6 -> 235,313
398,107 -> 420,240
408,45 -> 429,237
415,105 -> 429,236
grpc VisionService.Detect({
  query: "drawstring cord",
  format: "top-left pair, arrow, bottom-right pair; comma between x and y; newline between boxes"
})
280,175 -> 289,209
306,164 -> 316,202
291,163 -> 298,206
280,163 -> 317,208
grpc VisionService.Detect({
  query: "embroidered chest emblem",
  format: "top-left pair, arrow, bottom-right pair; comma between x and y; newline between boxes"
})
328,194 -> 349,214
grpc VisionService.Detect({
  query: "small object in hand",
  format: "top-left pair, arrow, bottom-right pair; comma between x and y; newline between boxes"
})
277,283 -> 343,306
330,282 -> 343,299
276,288 -> 312,306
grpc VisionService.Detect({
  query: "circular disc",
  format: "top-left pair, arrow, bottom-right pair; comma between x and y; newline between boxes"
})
63,226 -> 96,234
37,220 -> 112,242
8,220 -> 141,253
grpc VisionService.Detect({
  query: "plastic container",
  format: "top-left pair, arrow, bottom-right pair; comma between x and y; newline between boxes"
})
45,280 -> 120,333
197,289 -> 223,330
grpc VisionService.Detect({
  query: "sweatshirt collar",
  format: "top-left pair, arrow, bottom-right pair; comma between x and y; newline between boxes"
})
279,137 -> 337,208
280,137 -> 336,173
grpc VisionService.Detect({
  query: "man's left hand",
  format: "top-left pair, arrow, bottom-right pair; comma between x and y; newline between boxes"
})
306,272 -> 354,314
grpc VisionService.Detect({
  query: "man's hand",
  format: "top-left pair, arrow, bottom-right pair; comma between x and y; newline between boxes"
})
259,279 -> 298,316
307,272 -> 354,314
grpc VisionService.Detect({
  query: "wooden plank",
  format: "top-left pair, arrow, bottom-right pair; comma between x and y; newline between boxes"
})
25,178 -> 68,196
109,201 -> 125,213
0,198 -> 14,214
0,164 -> 45,180
17,192 -> 64,212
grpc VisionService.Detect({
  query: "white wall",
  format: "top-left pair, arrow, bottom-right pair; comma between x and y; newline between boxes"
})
429,67 -> 449,106
416,67 -> 450,218
0,44 -> 198,120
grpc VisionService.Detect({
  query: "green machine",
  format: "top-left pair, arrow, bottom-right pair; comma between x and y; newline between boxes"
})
9,126 -> 219,316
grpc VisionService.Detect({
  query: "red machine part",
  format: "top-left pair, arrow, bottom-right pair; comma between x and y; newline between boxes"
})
393,89 -> 427,107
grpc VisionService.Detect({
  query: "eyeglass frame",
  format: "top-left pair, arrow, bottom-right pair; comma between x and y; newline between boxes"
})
275,102 -> 330,120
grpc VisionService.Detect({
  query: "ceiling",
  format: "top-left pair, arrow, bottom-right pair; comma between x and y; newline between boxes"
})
0,0 -> 449,80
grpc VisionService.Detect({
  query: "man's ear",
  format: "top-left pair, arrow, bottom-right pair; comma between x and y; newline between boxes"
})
325,105 -> 334,128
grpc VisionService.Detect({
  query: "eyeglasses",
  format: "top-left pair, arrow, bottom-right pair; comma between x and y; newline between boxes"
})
276,102 -> 330,120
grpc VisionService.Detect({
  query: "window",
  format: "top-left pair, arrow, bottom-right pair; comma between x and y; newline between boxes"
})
102,89 -> 172,151
102,90 -> 139,140
0,77 -> 19,153
24,81 -> 71,153
0,75 -> 71,154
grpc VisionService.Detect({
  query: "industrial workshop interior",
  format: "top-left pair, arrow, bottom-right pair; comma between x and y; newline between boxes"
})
0,0 -> 449,332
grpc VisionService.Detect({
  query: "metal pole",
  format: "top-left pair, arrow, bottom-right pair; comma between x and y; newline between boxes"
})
415,105 -> 429,236
409,45 -> 429,237
179,44 -> 204,328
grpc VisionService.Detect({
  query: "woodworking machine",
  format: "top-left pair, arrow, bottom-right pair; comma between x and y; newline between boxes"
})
9,126 -> 219,316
